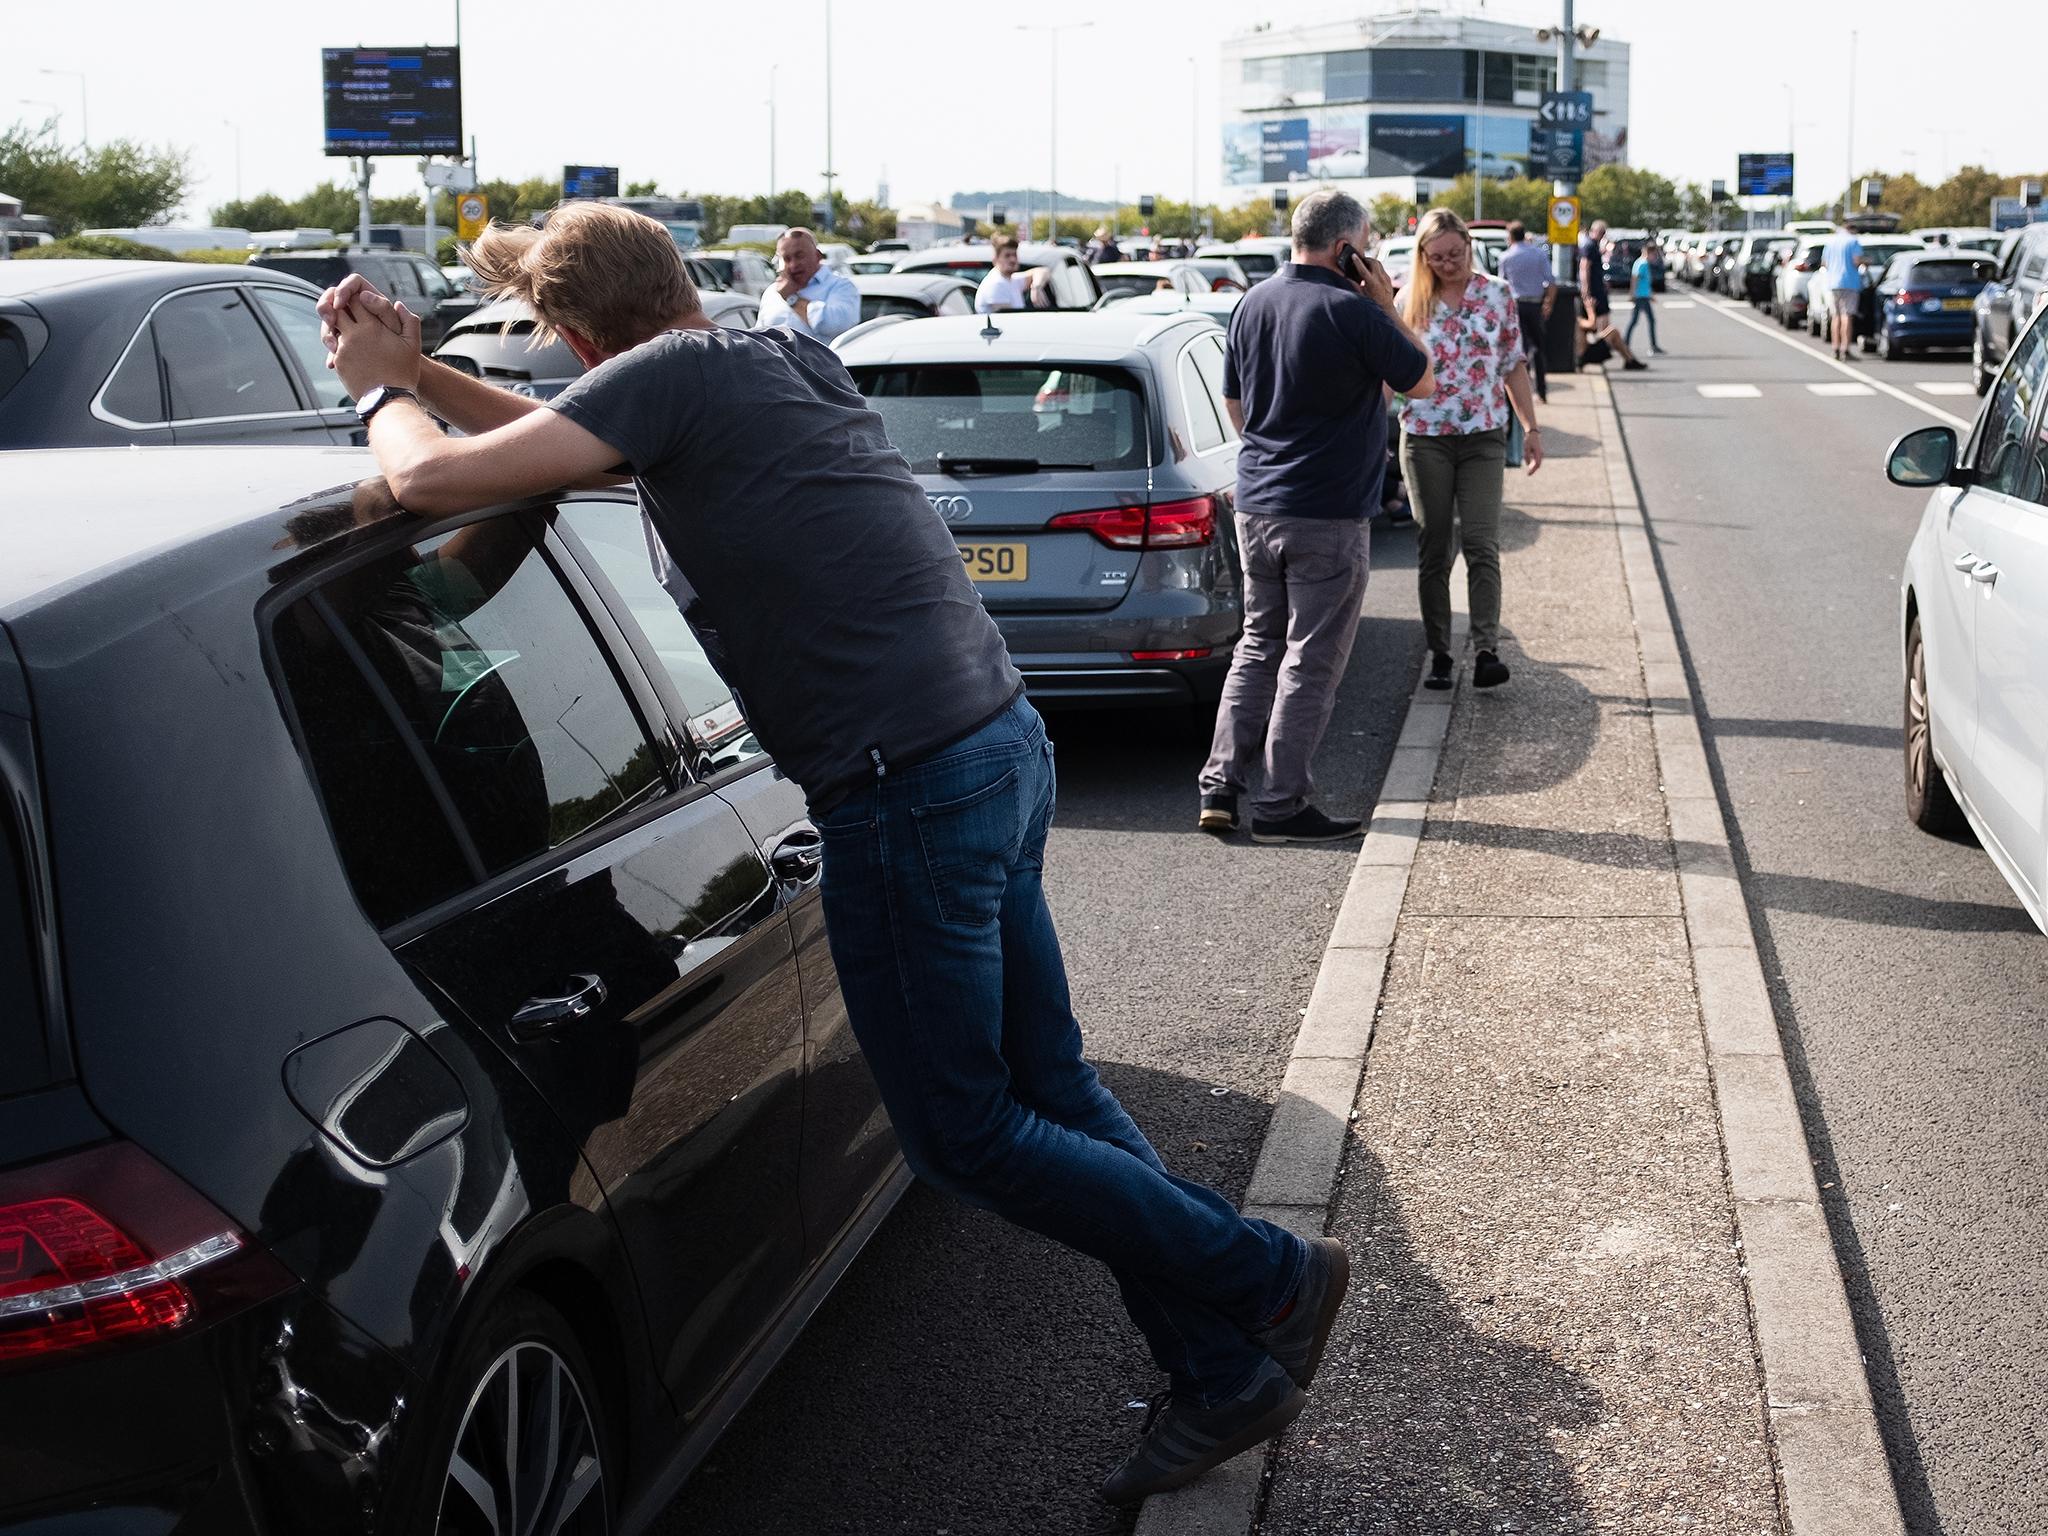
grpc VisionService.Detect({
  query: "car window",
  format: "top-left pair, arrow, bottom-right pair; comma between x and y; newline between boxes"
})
862,295 -> 939,321
414,261 -> 452,301
853,364 -> 1150,472
1972,319 -> 2048,503
1048,261 -> 1098,310
0,809 -> 43,1094
1194,334 -> 1238,442
153,289 -> 301,421
1907,259 -> 1990,286
1180,349 -> 1224,452
937,288 -> 973,316
383,258 -> 423,299
2024,249 -> 2048,283
274,516 -> 665,927
555,500 -> 767,776
254,287 -> 353,409
100,321 -> 165,423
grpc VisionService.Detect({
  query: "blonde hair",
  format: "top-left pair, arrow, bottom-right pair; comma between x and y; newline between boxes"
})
1398,207 -> 1472,331
464,202 -> 699,354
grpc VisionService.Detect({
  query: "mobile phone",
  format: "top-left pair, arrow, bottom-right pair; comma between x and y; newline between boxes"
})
1336,242 -> 1367,281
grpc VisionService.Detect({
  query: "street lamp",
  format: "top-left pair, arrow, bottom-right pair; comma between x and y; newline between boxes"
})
39,68 -> 87,148
767,65 -> 778,197
1188,55 -> 1199,242
1017,21 -> 1092,244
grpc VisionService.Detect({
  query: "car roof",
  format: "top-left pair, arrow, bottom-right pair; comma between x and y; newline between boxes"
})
833,309 -> 1210,366
898,243 -> 1074,265
0,446 -> 374,617
1092,261 -> 1191,276
0,259 -> 318,301
851,273 -> 976,297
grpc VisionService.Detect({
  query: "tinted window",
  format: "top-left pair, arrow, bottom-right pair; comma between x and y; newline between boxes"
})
557,500 -> 766,775
1,811 -> 42,1088
384,259 -> 423,300
862,295 -> 937,321
277,517 -> 665,925
1180,350 -> 1224,452
1232,252 -> 1279,278
153,289 -> 300,420
1372,48 -> 1466,101
100,322 -> 165,423
1195,334 -> 1238,441
2024,250 -> 2048,282
1100,271 -> 1178,301
254,287 -> 353,408
1973,320 -> 2048,503
0,317 -> 46,407
1905,260 -> 1990,286
253,255 -> 350,289
854,364 -> 1149,472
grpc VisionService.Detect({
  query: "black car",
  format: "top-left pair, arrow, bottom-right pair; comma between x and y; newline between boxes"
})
0,446 -> 908,1533
1974,223 -> 2048,395
0,261 -> 362,449
248,248 -> 479,349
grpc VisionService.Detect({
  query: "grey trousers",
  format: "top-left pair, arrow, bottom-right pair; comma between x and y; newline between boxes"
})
1199,513 -> 1370,821
1401,426 -> 1506,656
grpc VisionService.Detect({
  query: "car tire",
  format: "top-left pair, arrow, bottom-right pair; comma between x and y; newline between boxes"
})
403,1291 -> 616,1536
1972,329 -> 1994,396
1905,616 -> 1966,837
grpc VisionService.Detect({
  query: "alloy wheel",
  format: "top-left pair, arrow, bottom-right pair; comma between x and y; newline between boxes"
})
1907,639 -> 1932,804
438,1341 -> 608,1536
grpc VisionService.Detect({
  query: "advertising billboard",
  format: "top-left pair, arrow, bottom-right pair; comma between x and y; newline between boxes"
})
323,47 -> 462,157
1260,118 -> 1312,183
564,165 -> 620,201
1465,115 -> 1532,179
1222,123 -> 1262,188
1737,153 -> 1795,197
1368,115 -> 1466,179
1307,111 -> 1367,180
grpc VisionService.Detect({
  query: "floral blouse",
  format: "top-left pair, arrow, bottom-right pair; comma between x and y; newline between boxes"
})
1399,272 -> 1523,437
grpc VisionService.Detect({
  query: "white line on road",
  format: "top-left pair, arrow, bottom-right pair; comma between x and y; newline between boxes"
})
1662,301 -> 1697,309
1808,382 -> 1876,397
1916,380 -> 1977,397
1697,383 -> 1762,398
1687,297 -> 1973,431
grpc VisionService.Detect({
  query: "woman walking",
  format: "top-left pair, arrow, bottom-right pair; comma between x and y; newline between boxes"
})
1397,208 -> 1544,691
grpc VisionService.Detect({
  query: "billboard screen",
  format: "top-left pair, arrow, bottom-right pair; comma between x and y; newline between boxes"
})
1308,112 -> 1367,181
1737,153 -> 1795,197
1222,123 -> 1262,188
1368,114 -> 1466,179
1260,118 -> 1312,183
564,165 -> 620,201
323,47 -> 462,156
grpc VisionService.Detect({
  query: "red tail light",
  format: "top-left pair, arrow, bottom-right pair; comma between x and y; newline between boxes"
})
1896,289 -> 1930,305
0,1142 -> 291,1368
1047,496 -> 1216,550
1131,648 -> 1213,661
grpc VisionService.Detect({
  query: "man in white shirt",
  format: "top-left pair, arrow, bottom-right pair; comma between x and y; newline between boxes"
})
975,236 -> 1044,313
756,227 -> 860,342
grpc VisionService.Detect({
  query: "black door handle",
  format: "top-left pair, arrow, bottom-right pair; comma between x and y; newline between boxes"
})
769,826 -> 824,887
509,973 -> 608,1040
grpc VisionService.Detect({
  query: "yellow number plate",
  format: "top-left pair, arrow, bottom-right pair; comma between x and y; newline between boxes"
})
1942,297 -> 1974,310
960,542 -> 1028,582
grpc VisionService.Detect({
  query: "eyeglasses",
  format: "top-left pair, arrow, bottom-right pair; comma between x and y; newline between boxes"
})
1422,241 -> 1469,265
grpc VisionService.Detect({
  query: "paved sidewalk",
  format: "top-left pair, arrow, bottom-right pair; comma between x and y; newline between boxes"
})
1255,375 -> 1782,1533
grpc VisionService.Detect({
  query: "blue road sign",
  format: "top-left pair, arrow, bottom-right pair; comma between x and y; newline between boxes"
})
1531,124 -> 1585,179
1539,90 -> 1594,130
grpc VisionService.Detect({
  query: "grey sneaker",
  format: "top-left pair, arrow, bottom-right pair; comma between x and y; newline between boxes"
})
1253,1237 -> 1352,1392
1099,1357 -> 1307,1505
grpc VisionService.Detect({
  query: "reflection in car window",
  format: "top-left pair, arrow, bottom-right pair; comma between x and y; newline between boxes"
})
1194,334 -> 1238,442
1973,320 -> 2048,504
153,290 -> 300,421
101,322 -> 165,423
1181,350 -> 1224,452
854,364 -> 1149,472
255,288 -> 353,409
276,518 -> 665,925
556,501 -> 767,776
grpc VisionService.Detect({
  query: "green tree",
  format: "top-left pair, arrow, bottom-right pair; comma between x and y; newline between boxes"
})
1,120 -> 192,236
1369,193 -> 1418,239
1432,176 -> 1550,230
625,179 -> 660,197
1578,164 -> 1681,229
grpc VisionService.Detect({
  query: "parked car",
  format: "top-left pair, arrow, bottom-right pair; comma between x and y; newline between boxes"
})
1913,226 -> 2000,253
1091,261 -> 1233,303
1770,239 -> 1830,329
835,311 -> 1244,706
0,444 -> 912,1529
1195,239 -> 1293,284
247,248 -> 477,349
1374,235 -> 1418,290
1973,223 -> 2048,395
1873,250 -> 1996,360
692,248 -> 776,296
1806,237 -> 1923,346
0,260 -> 362,449
1601,228 -> 1656,291
848,273 -> 977,322
1098,290 -> 1241,323
846,255 -> 899,274
433,290 -> 758,399
1705,235 -> 1744,295
891,243 -> 1105,310
1883,300 -> 2048,932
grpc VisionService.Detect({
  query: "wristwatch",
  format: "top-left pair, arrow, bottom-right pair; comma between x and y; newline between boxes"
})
356,385 -> 419,426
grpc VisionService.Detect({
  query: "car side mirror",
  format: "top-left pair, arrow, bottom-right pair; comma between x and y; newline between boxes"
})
1886,425 -> 1963,488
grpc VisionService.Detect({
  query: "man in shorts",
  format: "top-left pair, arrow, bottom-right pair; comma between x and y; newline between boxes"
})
1820,226 -> 1868,360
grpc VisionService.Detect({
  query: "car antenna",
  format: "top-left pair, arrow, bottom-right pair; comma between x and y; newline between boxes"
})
981,314 -> 1003,343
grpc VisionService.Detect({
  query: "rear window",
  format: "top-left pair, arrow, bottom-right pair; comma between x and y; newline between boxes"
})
1099,272 -> 1177,300
1230,253 -> 1279,277
251,255 -> 350,289
1907,259 -> 1990,285
861,295 -> 938,321
853,364 -> 1150,472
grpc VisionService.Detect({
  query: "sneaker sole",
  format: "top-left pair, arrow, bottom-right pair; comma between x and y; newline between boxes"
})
1290,1238 -> 1353,1392
1198,811 -> 1238,833
1250,826 -> 1363,844
1101,1386 -> 1309,1504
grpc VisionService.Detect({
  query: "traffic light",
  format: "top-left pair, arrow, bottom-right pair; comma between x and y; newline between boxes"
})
1273,188 -> 1290,213
1139,194 -> 1156,219
990,203 -> 1007,227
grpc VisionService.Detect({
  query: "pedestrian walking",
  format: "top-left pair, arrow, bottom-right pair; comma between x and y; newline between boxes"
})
1085,224 -> 1123,264
1397,207 -> 1545,694
1625,240 -> 1666,356
1197,188 -> 1436,843
756,227 -> 861,343
1578,218 -> 1648,371
1496,219 -> 1555,403
316,201 -> 1349,1505
1820,225 -> 1868,361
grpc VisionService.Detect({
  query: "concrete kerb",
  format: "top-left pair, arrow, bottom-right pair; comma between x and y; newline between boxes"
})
1131,587 -> 1467,1536
1588,371 -> 1907,1536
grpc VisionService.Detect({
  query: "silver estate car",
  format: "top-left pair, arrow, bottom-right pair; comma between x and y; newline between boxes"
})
836,310 -> 1243,706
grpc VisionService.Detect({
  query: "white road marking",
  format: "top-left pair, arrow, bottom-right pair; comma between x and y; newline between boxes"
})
1916,380 -> 1976,397
1697,383 -> 1763,398
1808,382 -> 1876,397
1685,295 -> 1974,430
1661,301 -> 1697,310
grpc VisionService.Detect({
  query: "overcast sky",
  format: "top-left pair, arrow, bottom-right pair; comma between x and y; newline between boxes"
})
6,0 -> 2037,226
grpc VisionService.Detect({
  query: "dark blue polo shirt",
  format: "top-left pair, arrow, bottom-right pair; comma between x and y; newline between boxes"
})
1220,262 -> 1429,520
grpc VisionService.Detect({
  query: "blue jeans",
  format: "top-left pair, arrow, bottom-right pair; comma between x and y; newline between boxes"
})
812,696 -> 1305,1403
1626,296 -> 1659,351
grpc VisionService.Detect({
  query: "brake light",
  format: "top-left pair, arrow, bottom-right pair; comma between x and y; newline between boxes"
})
1896,290 -> 1930,305
0,1143 -> 290,1368
1131,648 -> 1213,661
1047,496 -> 1216,550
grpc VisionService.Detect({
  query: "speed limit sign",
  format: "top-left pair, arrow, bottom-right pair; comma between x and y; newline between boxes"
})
1547,195 -> 1581,246
456,193 -> 489,240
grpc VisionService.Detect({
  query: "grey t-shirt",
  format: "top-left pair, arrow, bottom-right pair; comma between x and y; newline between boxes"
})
550,325 -> 1021,809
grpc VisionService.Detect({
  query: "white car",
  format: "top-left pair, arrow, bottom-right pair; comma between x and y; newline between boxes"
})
1885,300 -> 2048,931
1374,235 -> 1418,289
1805,237 -> 1923,343
1770,238 -> 1829,330
1307,148 -> 1368,180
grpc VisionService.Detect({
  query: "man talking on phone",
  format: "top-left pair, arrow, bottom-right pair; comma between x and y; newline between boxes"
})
1198,189 -> 1436,842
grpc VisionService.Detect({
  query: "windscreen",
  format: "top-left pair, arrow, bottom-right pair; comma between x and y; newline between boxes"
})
1099,272 -> 1176,299
1230,252 -> 1279,277
854,364 -> 1149,472
252,255 -> 351,288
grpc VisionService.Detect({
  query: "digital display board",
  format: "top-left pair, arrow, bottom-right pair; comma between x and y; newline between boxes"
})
1737,153 -> 1795,198
323,47 -> 462,157
1369,115 -> 1467,179
564,165 -> 620,201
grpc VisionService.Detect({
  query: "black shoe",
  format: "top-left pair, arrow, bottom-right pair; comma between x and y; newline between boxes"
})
1250,806 -> 1364,844
1253,1237 -> 1352,1392
1473,651 -> 1510,689
1623,359 -> 1649,371
1424,651 -> 1454,691
1100,1357 -> 1307,1505
1198,791 -> 1239,834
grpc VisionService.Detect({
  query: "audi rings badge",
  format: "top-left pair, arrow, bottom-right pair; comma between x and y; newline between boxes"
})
927,494 -> 974,523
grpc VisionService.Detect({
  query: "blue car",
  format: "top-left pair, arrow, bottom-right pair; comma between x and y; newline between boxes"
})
1875,249 -> 1997,360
